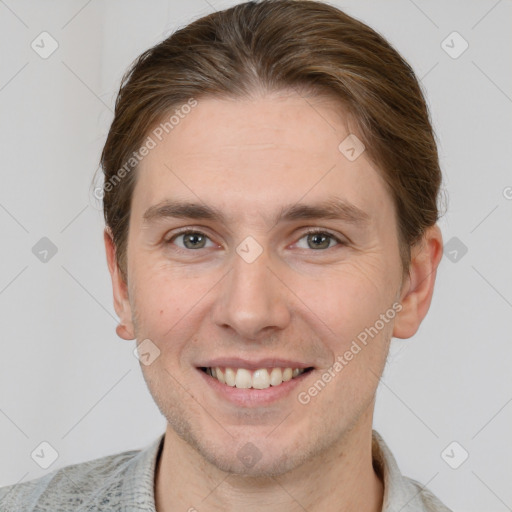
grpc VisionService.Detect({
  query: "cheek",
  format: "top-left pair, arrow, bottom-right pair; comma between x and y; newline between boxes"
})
295,260 -> 397,336
130,266 -> 185,338
130,262 -> 217,360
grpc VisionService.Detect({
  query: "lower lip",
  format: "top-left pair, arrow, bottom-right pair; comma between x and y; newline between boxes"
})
197,368 -> 312,407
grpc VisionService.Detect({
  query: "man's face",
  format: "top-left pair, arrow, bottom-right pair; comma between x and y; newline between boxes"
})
119,91 -> 407,475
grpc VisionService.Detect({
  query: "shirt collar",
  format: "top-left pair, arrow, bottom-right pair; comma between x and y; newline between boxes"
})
121,432 -> 164,512
372,429 -> 439,511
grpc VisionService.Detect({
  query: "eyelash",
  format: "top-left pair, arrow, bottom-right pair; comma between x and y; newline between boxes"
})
165,228 -> 345,251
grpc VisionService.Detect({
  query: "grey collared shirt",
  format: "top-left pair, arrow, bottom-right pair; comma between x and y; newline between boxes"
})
0,430 -> 452,511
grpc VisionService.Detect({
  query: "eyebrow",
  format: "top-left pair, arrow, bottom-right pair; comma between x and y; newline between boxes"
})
142,197 -> 370,227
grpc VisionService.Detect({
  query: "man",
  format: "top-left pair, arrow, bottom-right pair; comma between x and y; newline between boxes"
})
0,0 -> 452,510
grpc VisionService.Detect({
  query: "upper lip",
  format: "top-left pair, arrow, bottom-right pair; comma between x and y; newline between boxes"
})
196,358 -> 313,370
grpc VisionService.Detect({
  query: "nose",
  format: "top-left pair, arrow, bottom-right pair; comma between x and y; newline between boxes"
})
210,245 -> 291,342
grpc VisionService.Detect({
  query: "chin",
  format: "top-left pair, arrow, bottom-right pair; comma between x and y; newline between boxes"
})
171,417 -> 320,477
196,441 -> 308,477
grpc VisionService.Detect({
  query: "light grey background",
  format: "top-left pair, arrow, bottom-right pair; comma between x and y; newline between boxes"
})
1,1 -> 511,510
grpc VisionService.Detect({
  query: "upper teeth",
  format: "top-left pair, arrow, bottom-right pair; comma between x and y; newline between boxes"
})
206,367 -> 306,389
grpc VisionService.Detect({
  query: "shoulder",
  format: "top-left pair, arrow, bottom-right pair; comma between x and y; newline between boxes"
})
0,448 -> 141,512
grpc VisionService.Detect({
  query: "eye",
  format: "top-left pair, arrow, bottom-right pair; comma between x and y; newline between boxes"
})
295,229 -> 343,250
165,228 -> 345,252
166,230 -> 216,250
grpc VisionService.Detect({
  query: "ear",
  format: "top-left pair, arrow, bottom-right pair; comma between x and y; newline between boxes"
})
104,228 -> 135,340
393,224 -> 443,339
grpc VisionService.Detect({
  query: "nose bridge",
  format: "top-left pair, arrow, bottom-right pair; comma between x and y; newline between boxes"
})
212,241 -> 290,339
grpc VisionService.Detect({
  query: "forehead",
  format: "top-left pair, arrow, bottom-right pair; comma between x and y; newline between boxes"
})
149,92 -> 355,166
133,92 -> 393,225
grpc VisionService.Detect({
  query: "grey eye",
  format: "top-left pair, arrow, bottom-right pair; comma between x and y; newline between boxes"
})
171,231 -> 214,250
296,231 -> 339,250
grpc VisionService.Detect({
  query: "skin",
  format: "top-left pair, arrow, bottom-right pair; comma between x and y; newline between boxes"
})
104,90 -> 443,512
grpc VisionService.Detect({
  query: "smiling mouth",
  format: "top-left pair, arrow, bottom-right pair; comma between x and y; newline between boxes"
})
199,366 -> 314,389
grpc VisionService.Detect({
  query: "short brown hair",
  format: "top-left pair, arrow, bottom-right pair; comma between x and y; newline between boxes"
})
98,0 -> 442,282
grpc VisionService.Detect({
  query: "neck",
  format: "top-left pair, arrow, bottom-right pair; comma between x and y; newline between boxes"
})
155,410 -> 383,512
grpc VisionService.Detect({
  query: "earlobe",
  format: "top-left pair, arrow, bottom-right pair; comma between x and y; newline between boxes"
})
116,323 -> 134,340
392,225 -> 443,339
104,228 -> 135,340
